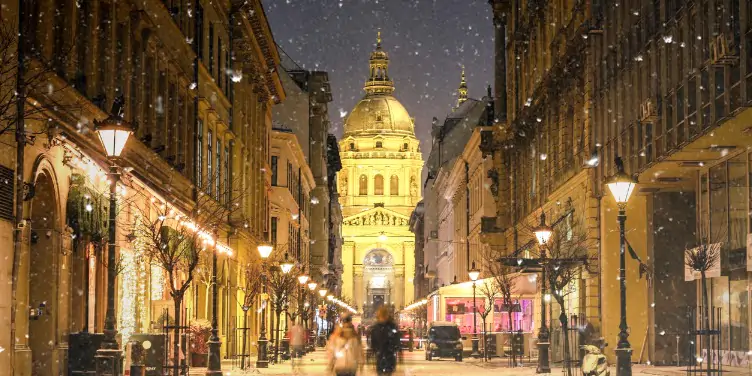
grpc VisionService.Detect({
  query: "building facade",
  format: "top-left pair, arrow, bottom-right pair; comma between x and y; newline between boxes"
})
487,0 -> 752,367
0,1 -> 283,374
338,34 -> 423,318
273,53 -> 341,287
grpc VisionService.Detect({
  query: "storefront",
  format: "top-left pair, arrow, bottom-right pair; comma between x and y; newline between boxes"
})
423,277 -> 538,354
695,150 -> 751,366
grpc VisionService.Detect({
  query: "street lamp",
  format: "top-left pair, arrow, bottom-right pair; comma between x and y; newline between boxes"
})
94,97 -> 131,376
205,228 -> 225,376
280,252 -> 294,274
534,211 -> 552,374
468,261 -> 481,358
307,281 -> 318,351
607,157 -> 637,376
256,240 -> 273,368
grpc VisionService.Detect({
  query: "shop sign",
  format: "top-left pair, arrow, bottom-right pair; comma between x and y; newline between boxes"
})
446,303 -> 466,314
684,243 -> 722,281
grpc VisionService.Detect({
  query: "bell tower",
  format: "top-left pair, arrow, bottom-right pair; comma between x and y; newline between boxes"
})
364,31 -> 395,95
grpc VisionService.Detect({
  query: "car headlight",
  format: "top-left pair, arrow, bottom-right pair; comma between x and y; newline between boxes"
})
430,343 -> 438,349
455,343 -> 463,350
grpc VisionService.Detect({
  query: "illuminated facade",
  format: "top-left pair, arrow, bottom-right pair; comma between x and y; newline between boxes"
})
487,0 -> 752,367
338,33 -> 423,317
0,1 -> 283,374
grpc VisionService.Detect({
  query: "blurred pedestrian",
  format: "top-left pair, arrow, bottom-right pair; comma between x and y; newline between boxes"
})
290,319 -> 306,372
369,306 -> 400,376
326,314 -> 364,376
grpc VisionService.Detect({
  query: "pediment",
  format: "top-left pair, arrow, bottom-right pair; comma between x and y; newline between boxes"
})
342,207 -> 410,227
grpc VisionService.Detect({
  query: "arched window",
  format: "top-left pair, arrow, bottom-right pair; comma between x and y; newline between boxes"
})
375,141 -> 383,148
374,175 -> 384,195
359,175 -> 368,195
390,175 -> 399,196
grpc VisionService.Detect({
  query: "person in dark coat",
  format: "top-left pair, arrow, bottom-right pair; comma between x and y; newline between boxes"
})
369,306 -> 400,375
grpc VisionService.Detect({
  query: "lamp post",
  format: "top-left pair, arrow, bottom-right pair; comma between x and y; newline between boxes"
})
533,212 -> 553,374
297,269 -> 309,357
318,288 -> 328,344
94,98 -> 131,376
468,261 -> 481,358
307,281 -> 318,351
256,241 -> 274,368
206,228 -> 223,376
607,157 -> 637,376
278,254 -> 294,362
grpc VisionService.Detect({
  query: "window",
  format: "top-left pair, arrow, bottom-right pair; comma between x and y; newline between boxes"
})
196,4 -> 204,56
350,142 -> 356,150
218,38 -> 222,87
224,144 -> 230,204
390,175 -> 399,196
376,141 -> 383,148
271,156 -> 279,186
216,139 -> 221,199
374,174 -> 384,195
271,217 -> 278,246
403,142 -> 408,150
209,24 -> 214,74
197,120 -> 203,188
207,130 -> 213,194
359,175 -> 368,195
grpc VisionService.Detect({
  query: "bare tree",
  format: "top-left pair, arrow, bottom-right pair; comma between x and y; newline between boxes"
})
238,260 -> 264,370
542,217 -> 591,376
685,231 -> 723,376
130,183 -> 242,375
265,257 -> 299,363
483,246 -> 521,363
476,279 -> 499,361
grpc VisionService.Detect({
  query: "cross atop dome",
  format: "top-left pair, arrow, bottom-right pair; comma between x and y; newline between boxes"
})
365,30 -> 394,95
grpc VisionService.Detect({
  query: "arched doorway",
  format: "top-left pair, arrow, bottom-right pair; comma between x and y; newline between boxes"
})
28,170 -> 61,376
363,249 -> 394,313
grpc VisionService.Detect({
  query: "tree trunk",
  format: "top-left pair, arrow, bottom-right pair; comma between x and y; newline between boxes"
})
173,296 -> 183,376
701,271 -> 711,376
507,308 -> 515,366
480,317 -> 487,361
557,299 -> 571,376
275,308 -> 282,363
241,311 -> 249,369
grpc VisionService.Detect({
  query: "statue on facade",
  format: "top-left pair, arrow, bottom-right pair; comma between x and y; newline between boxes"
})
410,176 -> 418,196
487,168 -> 499,198
339,171 -> 348,196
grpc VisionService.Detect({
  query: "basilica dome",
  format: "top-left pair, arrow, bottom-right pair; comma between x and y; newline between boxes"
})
343,32 -> 415,138
344,95 -> 415,136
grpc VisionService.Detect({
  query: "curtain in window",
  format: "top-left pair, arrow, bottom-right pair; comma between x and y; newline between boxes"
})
374,175 -> 384,195
390,175 -> 399,196
359,175 -> 368,195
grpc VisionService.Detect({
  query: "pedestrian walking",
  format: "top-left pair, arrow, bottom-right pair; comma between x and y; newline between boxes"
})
290,319 -> 306,373
369,306 -> 400,376
326,314 -> 364,376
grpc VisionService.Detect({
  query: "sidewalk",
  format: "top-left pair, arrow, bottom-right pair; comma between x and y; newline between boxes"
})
188,349 -> 330,375
465,358 -> 751,375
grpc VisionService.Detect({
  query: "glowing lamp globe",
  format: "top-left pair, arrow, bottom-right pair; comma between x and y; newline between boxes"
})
307,282 -> 318,291
280,253 -> 294,274
257,242 -> 273,259
298,273 -> 309,285
327,295 -> 334,301
468,261 -> 480,281
95,116 -> 132,158
533,212 -> 553,246
318,288 -> 328,298
607,157 -> 637,205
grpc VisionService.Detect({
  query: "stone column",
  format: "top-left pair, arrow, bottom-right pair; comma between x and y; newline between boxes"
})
353,268 -> 364,310
394,269 -> 404,310
14,223 -> 32,376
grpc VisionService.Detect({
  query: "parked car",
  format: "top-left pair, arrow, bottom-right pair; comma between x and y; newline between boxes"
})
425,321 -> 463,361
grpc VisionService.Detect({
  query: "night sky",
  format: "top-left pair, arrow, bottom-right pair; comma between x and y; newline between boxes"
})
264,0 -> 494,164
